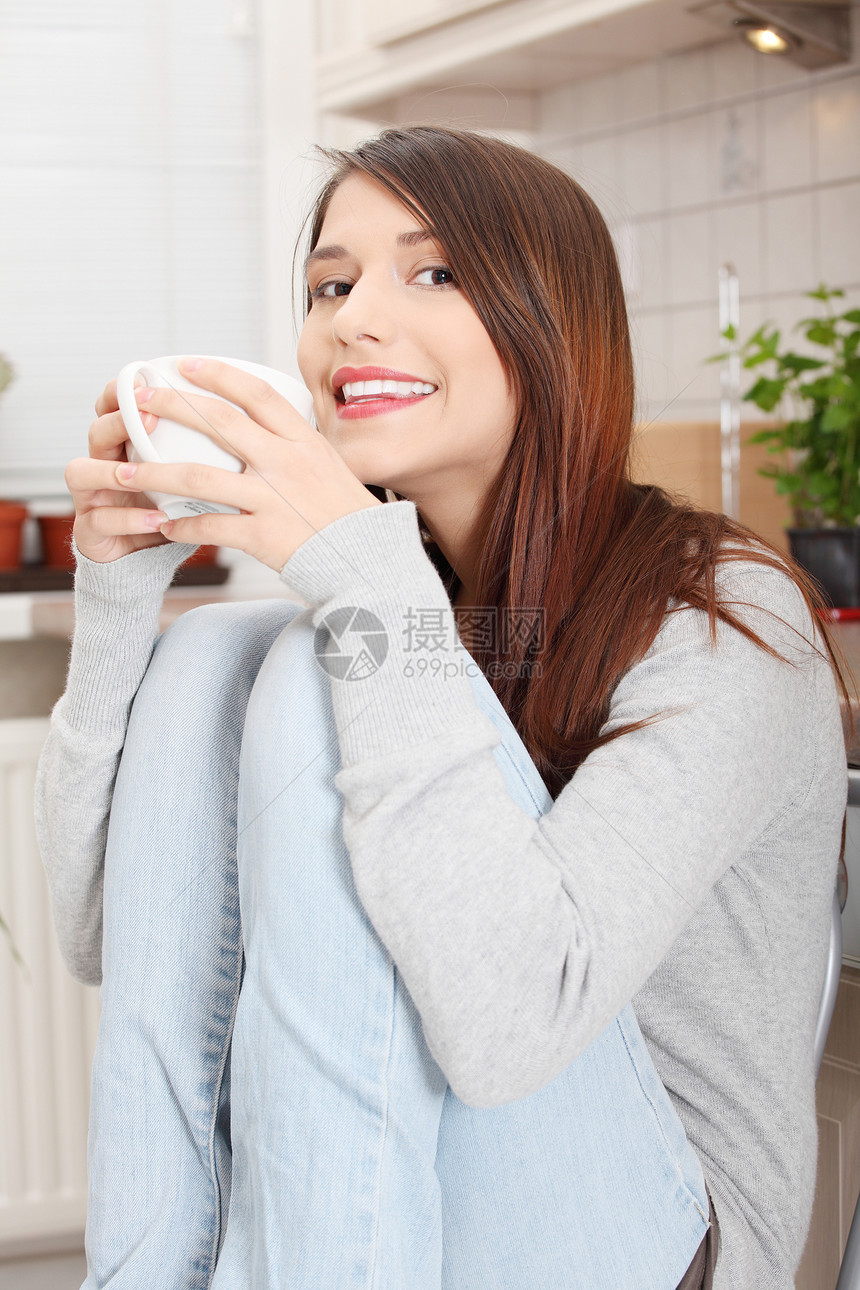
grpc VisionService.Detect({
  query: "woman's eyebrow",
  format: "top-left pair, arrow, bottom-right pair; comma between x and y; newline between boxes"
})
305,229 -> 436,272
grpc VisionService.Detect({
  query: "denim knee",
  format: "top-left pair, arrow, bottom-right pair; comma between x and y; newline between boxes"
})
156,598 -> 306,658
144,599 -> 308,704
243,607 -> 330,723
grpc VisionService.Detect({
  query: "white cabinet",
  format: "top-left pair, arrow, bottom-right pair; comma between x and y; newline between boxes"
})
315,0 -> 725,123
0,718 -> 97,1252
363,0 -> 507,44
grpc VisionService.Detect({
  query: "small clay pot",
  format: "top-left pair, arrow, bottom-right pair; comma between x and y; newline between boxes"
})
37,513 -> 76,569
0,501 -> 28,570
182,544 -> 219,568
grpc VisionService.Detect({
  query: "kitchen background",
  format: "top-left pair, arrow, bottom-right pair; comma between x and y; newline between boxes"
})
1,0 -> 859,1285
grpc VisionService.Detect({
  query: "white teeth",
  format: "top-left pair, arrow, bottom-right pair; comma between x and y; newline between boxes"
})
340,379 -> 436,402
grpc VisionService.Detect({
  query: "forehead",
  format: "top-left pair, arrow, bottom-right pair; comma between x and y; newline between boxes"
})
316,172 -> 427,243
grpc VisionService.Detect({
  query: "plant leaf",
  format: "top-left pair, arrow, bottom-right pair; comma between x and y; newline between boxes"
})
821,404 -> 857,431
808,284 -> 844,301
0,912 -> 30,982
743,376 -> 786,411
806,322 -> 837,347
781,354 -> 826,374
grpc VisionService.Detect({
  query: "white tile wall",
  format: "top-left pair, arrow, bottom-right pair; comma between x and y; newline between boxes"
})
618,123 -> 665,215
666,210 -> 712,305
763,190 -> 818,294
667,113 -> 712,209
536,21 -> 860,425
711,199 -> 763,298
761,88 -> 812,191
629,310 -> 672,423
617,60 -> 661,121
709,38 -> 757,101
814,76 -> 860,182
819,182 -> 860,286
663,45 -> 712,112
713,102 -> 759,200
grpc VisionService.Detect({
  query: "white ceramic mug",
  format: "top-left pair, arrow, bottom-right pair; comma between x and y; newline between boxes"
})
116,355 -> 315,520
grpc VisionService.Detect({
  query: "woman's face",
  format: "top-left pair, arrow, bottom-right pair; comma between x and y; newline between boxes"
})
297,173 -> 518,504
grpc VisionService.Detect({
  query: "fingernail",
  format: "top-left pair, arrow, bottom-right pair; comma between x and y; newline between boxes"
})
142,411 -> 157,430
179,357 -> 202,372
135,387 -> 155,403
160,521 -> 175,536
116,463 -> 137,481
145,511 -> 166,530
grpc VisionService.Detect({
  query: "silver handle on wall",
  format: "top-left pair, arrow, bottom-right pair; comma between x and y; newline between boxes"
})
718,263 -> 741,521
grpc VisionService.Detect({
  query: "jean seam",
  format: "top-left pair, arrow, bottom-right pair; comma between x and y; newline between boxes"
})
616,1013 -> 709,1225
494,741 -> 546,817
205,942 -> 245,1287
368,961 -> 398,1290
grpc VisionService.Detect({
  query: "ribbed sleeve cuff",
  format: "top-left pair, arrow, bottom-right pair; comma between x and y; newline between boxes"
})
58,537 -> 198,735
279,501 -> 485,766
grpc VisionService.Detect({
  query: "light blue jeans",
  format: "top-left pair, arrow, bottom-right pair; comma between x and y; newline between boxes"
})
84,599 -> 711,1289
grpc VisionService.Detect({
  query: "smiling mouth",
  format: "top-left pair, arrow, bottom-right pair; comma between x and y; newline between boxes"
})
337,378 -> 437,406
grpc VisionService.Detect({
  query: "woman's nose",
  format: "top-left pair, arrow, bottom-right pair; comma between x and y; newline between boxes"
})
331,279 -> 396,347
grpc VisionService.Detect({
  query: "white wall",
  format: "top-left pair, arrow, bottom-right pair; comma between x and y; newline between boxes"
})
535,25 -> 860,427
0,0 -> 315,503
259,0 -> 319,373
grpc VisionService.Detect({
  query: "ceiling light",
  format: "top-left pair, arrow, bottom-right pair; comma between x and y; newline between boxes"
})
736,20 -> 793,52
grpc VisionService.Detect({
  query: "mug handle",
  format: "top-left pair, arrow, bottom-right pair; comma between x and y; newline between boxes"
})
115,360 -> 164,463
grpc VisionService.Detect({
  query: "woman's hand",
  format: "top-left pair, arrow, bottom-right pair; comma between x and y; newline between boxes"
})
109,358 -> 382,572
66,376 -> 171,564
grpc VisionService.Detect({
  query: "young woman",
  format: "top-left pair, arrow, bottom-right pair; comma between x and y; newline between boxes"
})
37,126 -> 848,1290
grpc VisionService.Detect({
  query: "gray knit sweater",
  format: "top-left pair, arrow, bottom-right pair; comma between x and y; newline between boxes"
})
34,500 -> 847,1289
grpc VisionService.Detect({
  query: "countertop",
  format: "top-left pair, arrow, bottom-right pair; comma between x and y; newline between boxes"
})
4,581 -> 860,762
0,574 -> 305,642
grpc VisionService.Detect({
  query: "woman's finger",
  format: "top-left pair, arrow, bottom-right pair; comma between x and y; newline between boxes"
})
87,408 -> 158,461
67,455 -> 142,495
93,372 -> 148,419
93,380 -> 119,419
111,457 -> 258,512
77,504 -> 168,538
131,385 -> 270,462
166,358 -> 314,443
143,358 -> 314,448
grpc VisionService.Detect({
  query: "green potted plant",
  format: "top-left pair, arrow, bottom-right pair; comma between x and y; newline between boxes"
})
724,286 -> 860,607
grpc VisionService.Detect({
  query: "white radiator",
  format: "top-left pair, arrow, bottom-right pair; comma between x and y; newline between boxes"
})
0,717 -> 99,1253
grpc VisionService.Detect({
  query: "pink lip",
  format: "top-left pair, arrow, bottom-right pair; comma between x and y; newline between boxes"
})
332,365 -> 432,392
336,397 -> 428,420
332,365 -> 437,421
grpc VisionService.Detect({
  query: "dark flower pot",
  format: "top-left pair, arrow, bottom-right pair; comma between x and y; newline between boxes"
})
788,527 -> 860,608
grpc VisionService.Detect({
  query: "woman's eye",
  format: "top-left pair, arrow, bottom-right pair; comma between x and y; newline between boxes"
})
310,280 -> 352,300
414,266 -> 456,287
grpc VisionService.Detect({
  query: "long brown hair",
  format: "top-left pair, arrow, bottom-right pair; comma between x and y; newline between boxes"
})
304,125 -> 851,799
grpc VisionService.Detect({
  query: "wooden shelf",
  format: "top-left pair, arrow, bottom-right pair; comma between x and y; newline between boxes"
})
0,564 -> 230,594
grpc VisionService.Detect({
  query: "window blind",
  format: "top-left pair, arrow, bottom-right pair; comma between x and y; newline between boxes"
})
0,0 -> 263,497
